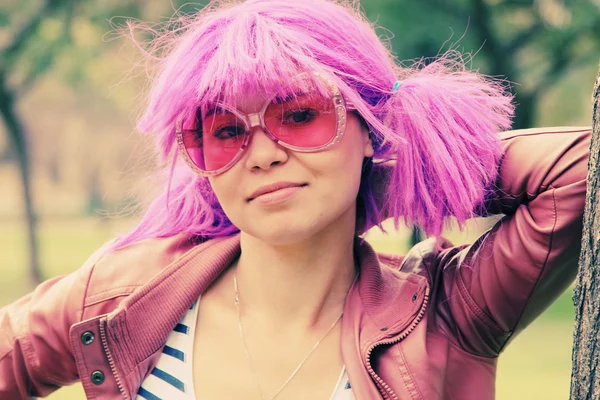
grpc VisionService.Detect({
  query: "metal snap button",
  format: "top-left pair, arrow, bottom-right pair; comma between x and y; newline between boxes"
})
91,371 -> 105,385
81,331 -> 95,345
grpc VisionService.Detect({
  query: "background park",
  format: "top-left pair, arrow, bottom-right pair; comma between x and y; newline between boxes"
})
1,0 -> 599,399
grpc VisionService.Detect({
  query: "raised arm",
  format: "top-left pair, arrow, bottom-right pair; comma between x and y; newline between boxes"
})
432,126 -> 590,357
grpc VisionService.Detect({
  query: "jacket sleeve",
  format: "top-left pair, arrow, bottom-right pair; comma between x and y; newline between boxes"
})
0,245 -> 107,398
433,126 -> 591,357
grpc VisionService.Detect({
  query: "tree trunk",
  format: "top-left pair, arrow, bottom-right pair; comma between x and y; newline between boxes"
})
0,75 -> 42,285
569,63 -> 600,398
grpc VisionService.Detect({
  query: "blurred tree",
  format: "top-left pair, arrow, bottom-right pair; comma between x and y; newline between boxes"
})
570,62 -> 600,399
0,0 -> 205,284
0,0 -> 156,283
0,0 -> 75,284
467,0 -> 600,129
362,0 -> 600,129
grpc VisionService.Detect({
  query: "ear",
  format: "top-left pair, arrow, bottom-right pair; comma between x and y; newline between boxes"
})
351,111 -> 374,157
362,126 -> 374,158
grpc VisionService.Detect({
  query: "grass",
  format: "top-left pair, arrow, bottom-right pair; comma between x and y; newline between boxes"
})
0,217 -> 576,400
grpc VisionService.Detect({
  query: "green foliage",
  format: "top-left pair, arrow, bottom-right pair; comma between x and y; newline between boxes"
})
361,0 -> 468,59
0,10 -> 10,28
373,0 -> 600,128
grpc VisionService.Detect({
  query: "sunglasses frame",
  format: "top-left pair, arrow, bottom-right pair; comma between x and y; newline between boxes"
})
175,72 -> 347,177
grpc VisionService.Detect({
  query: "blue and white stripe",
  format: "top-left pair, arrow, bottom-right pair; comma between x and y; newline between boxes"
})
137,298 -> 355,399
330,366 -> 355,400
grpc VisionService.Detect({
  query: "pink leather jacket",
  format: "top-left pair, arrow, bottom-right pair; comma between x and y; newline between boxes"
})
0,127 -> 591,400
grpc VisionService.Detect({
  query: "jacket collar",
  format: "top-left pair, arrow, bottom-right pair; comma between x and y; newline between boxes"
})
103,233 -> 428,380
349,237 -> 428,341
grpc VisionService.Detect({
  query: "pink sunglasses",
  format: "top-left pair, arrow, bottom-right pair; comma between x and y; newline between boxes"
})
176,72 -> 348,176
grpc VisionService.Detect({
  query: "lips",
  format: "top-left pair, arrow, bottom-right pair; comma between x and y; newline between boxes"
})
248,182 -> 307,201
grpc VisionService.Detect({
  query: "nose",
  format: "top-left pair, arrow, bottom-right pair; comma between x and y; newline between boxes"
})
243,126 -> 289,171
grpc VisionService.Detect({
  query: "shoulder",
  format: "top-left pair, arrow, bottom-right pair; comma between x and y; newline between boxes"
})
498,126 -> 590,140
80,233 -> 200,317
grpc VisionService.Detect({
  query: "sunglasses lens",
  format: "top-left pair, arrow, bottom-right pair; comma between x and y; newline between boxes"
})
264,83 -> 337,149
181,107 -> 247,172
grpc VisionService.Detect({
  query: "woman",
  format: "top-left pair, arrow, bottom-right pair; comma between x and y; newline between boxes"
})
0,0 -> 591,399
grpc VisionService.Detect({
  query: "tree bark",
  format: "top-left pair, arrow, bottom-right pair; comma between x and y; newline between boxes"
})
569,63 -> 600,399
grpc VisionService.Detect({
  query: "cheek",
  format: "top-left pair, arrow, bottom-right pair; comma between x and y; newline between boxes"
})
313,144 -> 366,205
208,175 -> 239,217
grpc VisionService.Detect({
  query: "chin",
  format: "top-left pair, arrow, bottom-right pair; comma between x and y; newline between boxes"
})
238,214 -> 328,246
248,224 -> 319,246
233,198 -> 357,246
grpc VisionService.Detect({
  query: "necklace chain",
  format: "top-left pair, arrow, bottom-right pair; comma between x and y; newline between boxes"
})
233,271 -> 345,400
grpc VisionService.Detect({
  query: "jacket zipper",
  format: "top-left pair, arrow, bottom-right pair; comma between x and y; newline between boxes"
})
99,318 -> 129,400
365,287 -> 430,400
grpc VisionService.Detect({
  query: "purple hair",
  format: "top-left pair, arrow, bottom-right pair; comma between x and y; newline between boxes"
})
109,0 -> 514,250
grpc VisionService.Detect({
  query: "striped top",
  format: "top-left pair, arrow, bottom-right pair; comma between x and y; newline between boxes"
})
136,298 -> 355,400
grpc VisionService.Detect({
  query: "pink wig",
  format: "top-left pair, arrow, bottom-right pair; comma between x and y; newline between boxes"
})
110,0 -> 514,250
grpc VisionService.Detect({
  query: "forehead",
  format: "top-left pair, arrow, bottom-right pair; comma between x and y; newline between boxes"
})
201,71 -> 335,113
205,85 -> 333,117
226,93 -> 273,114
199,93 -> 272,118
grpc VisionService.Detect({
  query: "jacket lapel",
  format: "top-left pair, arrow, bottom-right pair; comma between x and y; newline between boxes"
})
104,234 -> 241,396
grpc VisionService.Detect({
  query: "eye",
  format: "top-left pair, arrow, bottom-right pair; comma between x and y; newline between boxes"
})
214,125 -> 245,140
283,109 -> 318,125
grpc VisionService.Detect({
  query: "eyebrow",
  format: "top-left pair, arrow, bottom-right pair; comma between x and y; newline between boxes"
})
203,106 -> 232,118
202,90 -> 310,117
272,91 -> 310,105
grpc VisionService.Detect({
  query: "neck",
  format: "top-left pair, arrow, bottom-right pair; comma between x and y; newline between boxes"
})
234,211 -> 358,335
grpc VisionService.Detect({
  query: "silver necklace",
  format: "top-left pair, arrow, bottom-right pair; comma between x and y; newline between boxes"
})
233,270 -> 345,400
